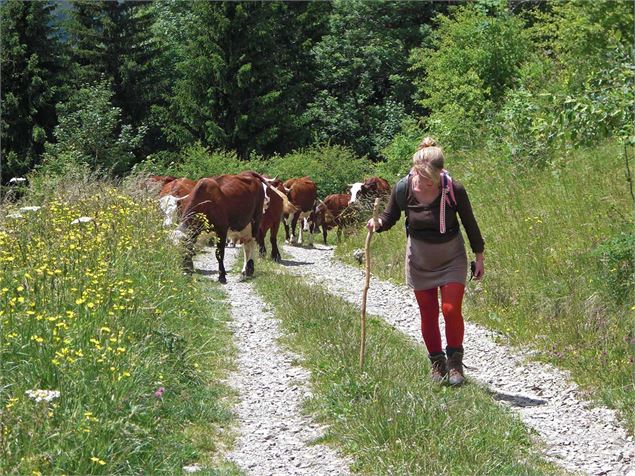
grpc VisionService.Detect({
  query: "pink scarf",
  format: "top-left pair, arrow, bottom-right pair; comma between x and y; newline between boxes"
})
439,170 -> 456,234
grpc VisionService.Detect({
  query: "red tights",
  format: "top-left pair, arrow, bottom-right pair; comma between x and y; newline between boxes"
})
414,283 -> 465,354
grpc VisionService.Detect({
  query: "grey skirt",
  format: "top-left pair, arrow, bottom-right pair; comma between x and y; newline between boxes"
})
406,233 -> 468,290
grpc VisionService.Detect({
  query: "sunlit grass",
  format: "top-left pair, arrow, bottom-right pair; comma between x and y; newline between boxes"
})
0,184 -> 240,474
336,140 -> 635,432
253,264 -> 559,475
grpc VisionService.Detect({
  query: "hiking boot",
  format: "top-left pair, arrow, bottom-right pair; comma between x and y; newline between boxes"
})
429,353 -> 447,383
447,348 -> 465,386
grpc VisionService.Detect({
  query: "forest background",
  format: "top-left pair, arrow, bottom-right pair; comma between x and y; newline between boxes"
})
1,1 -> 635,473
1,0 -> 631,183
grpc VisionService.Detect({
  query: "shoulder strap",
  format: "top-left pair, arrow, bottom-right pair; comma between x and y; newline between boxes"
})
395,174 -> 409,212
441,170 -> 457,207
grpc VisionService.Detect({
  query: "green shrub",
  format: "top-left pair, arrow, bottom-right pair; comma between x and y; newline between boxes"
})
375,119 -> 424,184
498,47 -> 634,161
410,5 -> 529,149
496,1 -> 634,160
267,144 -> 373,197
43,81 -> 146,176
172,143 -> 243,179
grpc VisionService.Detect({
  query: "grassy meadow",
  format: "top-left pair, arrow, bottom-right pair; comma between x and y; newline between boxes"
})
0,182 -> 240,475
253,263 -> 558,475
336,140 -> 635,431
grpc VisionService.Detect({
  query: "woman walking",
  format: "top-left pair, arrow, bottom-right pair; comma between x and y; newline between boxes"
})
367,137 -> 484,385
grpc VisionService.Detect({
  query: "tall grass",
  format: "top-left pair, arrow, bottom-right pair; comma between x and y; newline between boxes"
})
0,183 -> 239,474
336,140 -> 635,431
253,266 -> 557,475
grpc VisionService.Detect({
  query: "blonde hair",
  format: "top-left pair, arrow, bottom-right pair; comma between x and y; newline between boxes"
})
412,136 -> 444,185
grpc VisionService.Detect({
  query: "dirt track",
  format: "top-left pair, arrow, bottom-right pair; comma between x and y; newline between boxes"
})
279,244 -> 634,476
196,244 -> 634,475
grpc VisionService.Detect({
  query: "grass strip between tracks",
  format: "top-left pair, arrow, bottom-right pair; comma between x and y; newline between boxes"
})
253,260 -> 559,475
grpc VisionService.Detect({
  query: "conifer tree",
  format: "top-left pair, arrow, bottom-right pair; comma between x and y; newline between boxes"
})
167,1 -> 328,158
67,1 -> 162,131
305,0 -> 441,158
1,0 -> 63,179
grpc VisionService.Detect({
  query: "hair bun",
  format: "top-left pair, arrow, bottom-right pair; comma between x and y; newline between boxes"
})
418,137 -> 437,149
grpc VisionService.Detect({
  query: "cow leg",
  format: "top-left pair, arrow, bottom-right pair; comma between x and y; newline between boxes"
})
283,215 -> 291,243
216,233 -> 227,284
306,221 -> 314,246
257,228 -> 267,257
323,225 -> 328,245
242,238 -> 256,277
297,217 -> 304,245
270,221 -> 281,262
290,213 -> 299,244
337,226 -> 342,244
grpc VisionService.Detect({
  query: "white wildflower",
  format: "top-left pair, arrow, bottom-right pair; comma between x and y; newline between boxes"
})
71,217 -> 94,225
19,206 -> 41,213
9,177 -> 27,184
7,212 -> 23,219
25,389 -> 60,403
183,465 -> 203,474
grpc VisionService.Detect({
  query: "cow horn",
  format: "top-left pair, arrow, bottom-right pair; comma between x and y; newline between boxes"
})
284,186 -> 291,193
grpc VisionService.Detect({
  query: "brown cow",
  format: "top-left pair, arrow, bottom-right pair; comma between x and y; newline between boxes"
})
158,178 -> 197,227
283,176 -> 318,245
257,178 -> 297,262
310,193 -> 351,245
142,175 -> 177,194
175,172 -> 266,283
348,176 -> 391,204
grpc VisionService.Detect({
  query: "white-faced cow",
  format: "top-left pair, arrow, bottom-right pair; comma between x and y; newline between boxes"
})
175,172 -> 266,283
348,176 -> 391,205
310,193 -> 351,245
283,176 -> 318,245
257,177 -> 297,262
158,178 -> 197,227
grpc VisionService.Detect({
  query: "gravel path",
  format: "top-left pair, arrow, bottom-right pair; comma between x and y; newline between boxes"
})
281,244 -> 634,476
194,247 -> 351,476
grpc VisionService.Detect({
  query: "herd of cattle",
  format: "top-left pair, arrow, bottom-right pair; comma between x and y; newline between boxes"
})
144,172 -> 391,283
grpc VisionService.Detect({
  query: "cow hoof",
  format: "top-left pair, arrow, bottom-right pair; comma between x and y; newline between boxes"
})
218,275 -> 227,284
245,259 -> 255,277
272,254 -> 281,263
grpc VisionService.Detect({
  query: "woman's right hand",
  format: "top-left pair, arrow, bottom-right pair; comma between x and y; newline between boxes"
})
366,218 -> 382,232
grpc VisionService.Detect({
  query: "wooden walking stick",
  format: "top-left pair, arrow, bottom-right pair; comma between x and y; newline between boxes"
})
360,198 -> 381,369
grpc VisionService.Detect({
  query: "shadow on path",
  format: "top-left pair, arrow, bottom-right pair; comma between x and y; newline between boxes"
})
280,259 -> 313,267
489,390 -> 547,408
195,268 -> 218,276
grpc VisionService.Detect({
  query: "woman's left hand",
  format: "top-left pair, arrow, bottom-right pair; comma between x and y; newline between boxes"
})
473,254 -> 484,280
